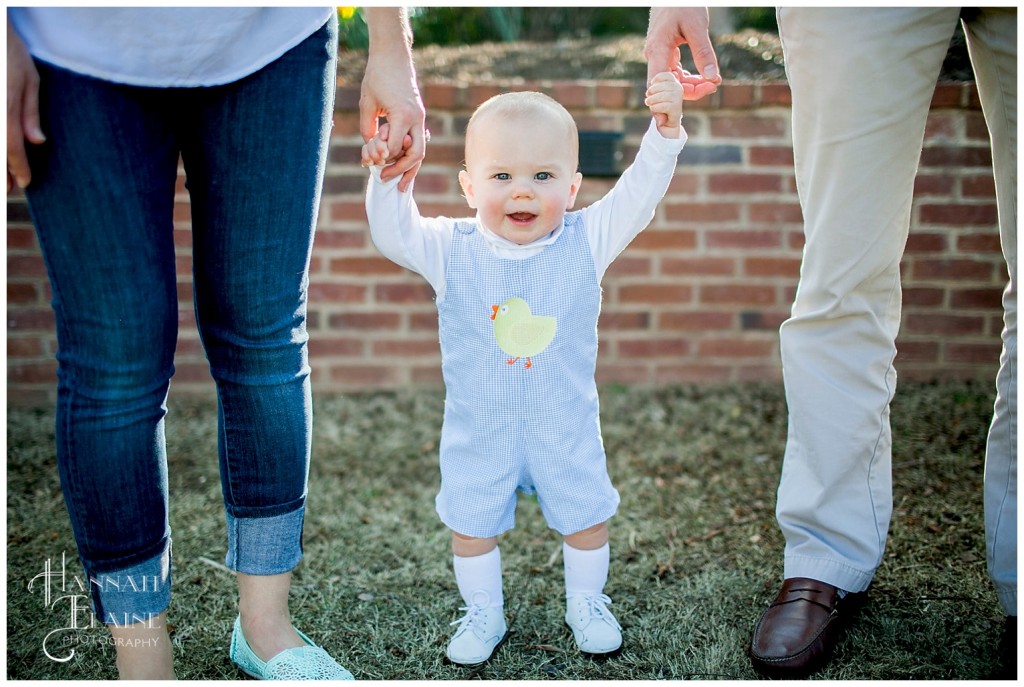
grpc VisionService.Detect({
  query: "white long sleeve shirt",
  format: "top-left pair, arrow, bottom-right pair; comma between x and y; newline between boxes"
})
366,119 -> 687,302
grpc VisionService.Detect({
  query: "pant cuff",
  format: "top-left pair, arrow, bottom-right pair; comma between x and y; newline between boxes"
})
88,544 -> 172,625
996,586 -> 1017,616
225,506 -> 304,575
783,554 -> 875,593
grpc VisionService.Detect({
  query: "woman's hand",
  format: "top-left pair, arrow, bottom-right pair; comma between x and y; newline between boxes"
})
359,8 -> 426,192
7,17 -> 45,191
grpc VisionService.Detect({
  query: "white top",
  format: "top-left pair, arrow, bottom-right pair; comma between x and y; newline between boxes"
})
366,119 -> 687,302
8,7 -> 333,87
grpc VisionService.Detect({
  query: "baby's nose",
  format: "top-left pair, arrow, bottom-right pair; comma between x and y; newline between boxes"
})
511,182 -> 533,198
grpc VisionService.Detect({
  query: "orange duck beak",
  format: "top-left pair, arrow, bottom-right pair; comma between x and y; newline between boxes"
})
490,305 -> 499,321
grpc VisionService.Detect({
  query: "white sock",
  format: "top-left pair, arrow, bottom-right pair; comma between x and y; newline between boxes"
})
563,541 -> 610,597
453,547 -> 503,608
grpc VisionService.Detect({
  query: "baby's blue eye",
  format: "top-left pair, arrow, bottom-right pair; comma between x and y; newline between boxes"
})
535,172 -> 552,181
494,173 -> 510,181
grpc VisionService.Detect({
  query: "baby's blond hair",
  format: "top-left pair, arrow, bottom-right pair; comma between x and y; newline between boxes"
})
465,91 -> 580,166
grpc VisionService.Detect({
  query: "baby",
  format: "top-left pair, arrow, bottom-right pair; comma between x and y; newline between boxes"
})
362,72 -> 685,665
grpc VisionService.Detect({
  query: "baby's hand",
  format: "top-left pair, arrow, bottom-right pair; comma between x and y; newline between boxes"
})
361,122 -> 414,168
361,132 -> 390,168
645,71 -> 684,138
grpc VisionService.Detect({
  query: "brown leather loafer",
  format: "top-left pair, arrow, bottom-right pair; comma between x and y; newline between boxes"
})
749,577 -> 863,677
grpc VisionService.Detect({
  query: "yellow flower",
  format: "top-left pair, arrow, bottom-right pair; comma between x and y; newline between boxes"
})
338,7 -> 357,21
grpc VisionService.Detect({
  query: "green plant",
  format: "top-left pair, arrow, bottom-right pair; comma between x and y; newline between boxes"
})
405,7 -> 652,47
337,7 -> 369,50
731,8 -> 778,33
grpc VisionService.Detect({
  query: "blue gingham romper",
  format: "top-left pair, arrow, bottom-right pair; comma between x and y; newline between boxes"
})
435,212 -> 621,538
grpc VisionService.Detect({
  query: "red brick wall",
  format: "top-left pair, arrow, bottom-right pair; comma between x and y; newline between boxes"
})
6,80 -> 1006,404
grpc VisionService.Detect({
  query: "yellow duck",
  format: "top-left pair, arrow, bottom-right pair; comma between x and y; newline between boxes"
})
490,297 -> 557,369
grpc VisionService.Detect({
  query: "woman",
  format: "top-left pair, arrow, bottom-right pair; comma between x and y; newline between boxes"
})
9,7 -> 345,679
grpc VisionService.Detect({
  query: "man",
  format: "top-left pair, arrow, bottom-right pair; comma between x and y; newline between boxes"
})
647,7 -> 1016,678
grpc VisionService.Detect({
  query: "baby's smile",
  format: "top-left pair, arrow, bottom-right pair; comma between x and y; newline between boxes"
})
507,212 -> 537,225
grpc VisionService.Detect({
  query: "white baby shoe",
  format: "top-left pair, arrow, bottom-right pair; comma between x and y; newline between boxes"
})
565,593 -> 622,655
446,592 -> 507,665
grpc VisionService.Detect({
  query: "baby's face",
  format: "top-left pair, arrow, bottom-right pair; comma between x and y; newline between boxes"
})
459,111 -> 582,245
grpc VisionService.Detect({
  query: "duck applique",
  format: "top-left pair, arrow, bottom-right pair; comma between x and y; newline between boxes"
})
490,297 -> 557,369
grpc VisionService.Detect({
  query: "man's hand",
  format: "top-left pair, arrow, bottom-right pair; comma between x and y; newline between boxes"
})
644,7 -> 722,101
359,8 -> 425,192
7,17 -> 45,191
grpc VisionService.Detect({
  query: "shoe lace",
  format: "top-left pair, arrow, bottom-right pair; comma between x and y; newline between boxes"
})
450,604 -> 491,639
450,590 -> 495,640
579,593 -> 622,631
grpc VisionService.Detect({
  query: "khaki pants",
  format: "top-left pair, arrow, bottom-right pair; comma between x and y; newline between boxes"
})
776,7 -> 1016,615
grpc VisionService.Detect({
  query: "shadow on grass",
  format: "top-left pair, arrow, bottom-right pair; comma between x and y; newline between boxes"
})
6,380 -> 1008,679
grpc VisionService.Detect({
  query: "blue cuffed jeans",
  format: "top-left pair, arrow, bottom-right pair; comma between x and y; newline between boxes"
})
24,18 -> 338,625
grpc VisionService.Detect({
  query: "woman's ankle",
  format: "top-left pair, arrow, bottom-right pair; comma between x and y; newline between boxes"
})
237,571 -> 305,661
110,612 -> 175,680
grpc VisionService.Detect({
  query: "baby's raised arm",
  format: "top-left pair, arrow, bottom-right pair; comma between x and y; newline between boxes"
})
364,148 -> 454,297
645,71 -> 685,139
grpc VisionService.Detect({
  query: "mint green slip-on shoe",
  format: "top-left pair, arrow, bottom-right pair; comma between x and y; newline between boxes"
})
230,616 -> 354,680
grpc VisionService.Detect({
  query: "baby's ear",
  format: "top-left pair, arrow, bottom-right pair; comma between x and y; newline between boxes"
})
565,171 -> 583,210
458,170 -> 477,208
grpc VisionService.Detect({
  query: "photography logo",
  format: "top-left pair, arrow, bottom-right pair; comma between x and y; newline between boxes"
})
28,552 -> 162,662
